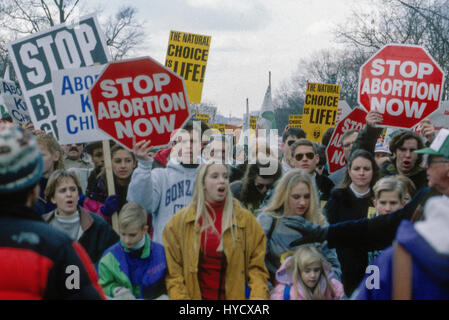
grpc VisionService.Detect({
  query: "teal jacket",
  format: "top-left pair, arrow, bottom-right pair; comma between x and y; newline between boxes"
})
98,233 -> 167,299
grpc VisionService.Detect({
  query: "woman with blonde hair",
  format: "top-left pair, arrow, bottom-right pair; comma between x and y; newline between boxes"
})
162,162 -> 270,300
271,244 -> 344,300
257,169 -> 341,286
34,132 -> 64,215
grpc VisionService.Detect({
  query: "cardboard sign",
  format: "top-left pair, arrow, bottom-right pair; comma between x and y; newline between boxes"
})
8,15 -> 110,140
359,44 -> 445,129
427,100 -> 449,130
302,82 -> 340,142
288,114 -> 302,128
52,65 -> 109,144
250,116 -> 258,129
211,123 -> 225,134
326,107 -> 367,174
89,57 -> 191,150
336,99 -> 352,124
0,79 -> 31,124
195,113 -> 210,126
165,30 -> 211,103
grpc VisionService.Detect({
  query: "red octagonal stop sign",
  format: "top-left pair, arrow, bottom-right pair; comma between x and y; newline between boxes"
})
90,57 -> 190,150
326,107 -> 367,174
358,44 -> 445,129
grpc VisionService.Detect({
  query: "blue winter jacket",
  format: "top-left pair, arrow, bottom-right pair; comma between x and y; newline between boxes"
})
98,233 -> 167,299
356,220 -> 449,300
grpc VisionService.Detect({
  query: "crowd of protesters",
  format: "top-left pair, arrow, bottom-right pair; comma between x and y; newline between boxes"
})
1,110 -> 448,300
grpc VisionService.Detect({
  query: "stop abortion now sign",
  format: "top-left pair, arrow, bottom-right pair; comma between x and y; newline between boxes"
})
359,44 -> 445,128
326,107 -> 367,174
90,57 -> 191,150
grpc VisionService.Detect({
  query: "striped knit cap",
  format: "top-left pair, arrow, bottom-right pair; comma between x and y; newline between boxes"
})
0,122 -> 43,194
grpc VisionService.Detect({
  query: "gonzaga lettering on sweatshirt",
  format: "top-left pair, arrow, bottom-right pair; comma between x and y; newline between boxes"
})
127,158 -> 201,244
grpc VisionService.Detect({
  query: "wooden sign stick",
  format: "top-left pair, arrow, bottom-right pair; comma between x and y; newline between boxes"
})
103,140 -> 119,232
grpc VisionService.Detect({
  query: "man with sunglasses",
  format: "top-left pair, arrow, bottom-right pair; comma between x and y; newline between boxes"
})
281,127 -> 306,174
290,139 -> 334,201
287,129 -> 449,299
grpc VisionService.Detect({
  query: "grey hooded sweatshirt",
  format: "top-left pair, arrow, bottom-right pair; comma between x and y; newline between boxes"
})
127,157 -> 201,244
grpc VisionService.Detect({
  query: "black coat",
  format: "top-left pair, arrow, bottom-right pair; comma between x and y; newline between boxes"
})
44,207 -> 119,264
324,187 -> 374,296
326,187 -> 432,251
315,172 -> 334,201
0,205 -> 104,299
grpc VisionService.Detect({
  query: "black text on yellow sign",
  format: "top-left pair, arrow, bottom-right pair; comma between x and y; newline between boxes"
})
211,123 -> 225,134
289,115 -> 302,128
250,116 -> 258,129
165,30 -> 211,104
195,113 -> 210,126
302,82 -> 341,142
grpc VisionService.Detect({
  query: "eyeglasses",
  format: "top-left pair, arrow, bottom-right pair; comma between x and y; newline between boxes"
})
427,156 -> 449,167
294,152 -> 315,161
255,183 -> 273,192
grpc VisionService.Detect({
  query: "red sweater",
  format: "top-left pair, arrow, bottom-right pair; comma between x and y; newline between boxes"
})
198,199 -> 226,300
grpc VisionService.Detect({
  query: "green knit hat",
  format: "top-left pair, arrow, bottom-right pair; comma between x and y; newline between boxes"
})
415,128 -> 449,159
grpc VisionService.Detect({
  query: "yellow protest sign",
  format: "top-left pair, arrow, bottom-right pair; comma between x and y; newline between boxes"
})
289,115 -> 302,128
250,116 -> 258,129
195,113 -> 210,126
302,82 -> 340,142
165,30 -> 211,103
211,123 -> 225,134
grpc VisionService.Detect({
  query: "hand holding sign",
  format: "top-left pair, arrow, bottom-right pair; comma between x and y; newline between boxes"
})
366,111 -> 383,127
419,118 -> 436,143
133,135 -> 153,162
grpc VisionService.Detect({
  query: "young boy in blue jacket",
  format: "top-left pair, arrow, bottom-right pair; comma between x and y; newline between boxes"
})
98,202 -> 167,299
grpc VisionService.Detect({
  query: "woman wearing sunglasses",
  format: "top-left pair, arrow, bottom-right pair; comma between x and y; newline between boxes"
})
323,149 -> 380,297
257,169 -> 341,287
230,158 -> 282,216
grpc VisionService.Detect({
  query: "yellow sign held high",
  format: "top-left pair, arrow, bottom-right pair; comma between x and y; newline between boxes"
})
211,123 -> 225,134
250,116 -> 258,129
195,113 -> 210,126
289,115 -> 302,128
165,30 -> 211,103
302,82 -> 340,142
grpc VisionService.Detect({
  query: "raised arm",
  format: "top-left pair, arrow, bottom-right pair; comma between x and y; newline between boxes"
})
127,139 -> 161,214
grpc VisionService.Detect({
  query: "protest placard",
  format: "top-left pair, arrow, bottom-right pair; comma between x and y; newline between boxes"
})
0,79 -> 31,124
52,65 -> 109,144
302,82 -> 340,142
8,15 -> 110,140
165,30 -> 211,103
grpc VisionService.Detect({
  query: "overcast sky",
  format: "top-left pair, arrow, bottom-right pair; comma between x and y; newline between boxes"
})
94,0 -> 366,118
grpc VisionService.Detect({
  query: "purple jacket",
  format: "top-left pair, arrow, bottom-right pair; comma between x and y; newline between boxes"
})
356,220 -> 449,300
270,256 -> 344,300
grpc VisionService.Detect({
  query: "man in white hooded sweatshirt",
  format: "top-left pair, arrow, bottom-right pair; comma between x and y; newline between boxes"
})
127,120 -> 209,244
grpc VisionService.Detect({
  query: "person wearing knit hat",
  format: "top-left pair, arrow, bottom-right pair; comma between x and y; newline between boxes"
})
0,123 -> 105,299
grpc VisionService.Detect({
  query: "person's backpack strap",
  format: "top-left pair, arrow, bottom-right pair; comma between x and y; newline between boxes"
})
267,215 -> 278,240
283,285 -> 291,300
393,241 -> 412,300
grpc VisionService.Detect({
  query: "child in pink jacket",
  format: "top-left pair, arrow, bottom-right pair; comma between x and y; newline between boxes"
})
271,244 -> 344,300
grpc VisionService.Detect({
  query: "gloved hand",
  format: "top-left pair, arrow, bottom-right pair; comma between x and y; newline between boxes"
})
78,193 -> 85,206
100,194 -> 120,217
112,286 -> 136,300
284,219 -> 329,247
